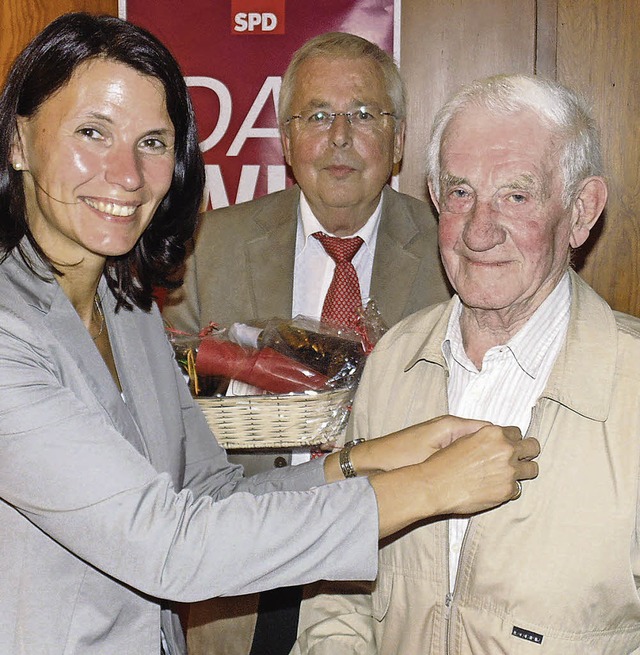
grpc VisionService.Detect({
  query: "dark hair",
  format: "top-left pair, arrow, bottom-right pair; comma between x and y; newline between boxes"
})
0,12 -> 205,311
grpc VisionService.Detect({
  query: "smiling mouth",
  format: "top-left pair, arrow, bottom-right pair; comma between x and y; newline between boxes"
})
82,198 -> 137,217
468,259 -> 511,267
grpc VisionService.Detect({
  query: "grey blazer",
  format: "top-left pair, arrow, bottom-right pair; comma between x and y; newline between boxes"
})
162,185 -> 451,335
0,246 -> 379,655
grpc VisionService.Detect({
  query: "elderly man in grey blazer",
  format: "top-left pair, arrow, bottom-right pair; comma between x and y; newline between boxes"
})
162,31 -> 450,655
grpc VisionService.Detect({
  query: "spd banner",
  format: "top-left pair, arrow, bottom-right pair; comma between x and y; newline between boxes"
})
119,0 -> 397,209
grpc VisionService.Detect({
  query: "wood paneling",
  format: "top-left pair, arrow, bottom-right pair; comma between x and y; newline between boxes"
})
557,0 -> 640,315
398,0 -> 536,201
0,0 -> 117,85
535,0 -> 558,77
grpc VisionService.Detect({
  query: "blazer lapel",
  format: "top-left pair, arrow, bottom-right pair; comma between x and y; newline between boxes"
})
370,188 -> 423,326
104,293 -> 183,478
45,281 -> 151,460
244,186 -> 299,320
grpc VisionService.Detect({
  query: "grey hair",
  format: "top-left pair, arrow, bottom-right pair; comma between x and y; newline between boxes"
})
426,74 -> 603,207
278,31 -> 406,129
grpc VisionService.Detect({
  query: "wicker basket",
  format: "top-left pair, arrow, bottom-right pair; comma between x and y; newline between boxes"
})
196,387 -> 353,449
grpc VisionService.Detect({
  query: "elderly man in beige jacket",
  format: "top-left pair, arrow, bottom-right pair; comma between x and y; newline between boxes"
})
292,75 -> 640,654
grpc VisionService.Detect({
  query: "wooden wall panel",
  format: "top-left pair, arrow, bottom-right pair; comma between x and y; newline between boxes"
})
0,0 -> 117,85
557,0 -> 640,315
398,0 -> 537,201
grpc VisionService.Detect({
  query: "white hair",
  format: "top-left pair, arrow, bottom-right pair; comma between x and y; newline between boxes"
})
426,74 -> 603,207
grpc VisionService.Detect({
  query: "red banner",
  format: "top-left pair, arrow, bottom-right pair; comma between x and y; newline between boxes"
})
120,0 -> 397,209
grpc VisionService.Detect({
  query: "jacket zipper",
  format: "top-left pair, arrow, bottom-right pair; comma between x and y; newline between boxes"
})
444,404 -> 543,652
444,517 -> 475,654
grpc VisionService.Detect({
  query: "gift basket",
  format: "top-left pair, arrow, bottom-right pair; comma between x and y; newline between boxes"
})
168,306 -> 386,449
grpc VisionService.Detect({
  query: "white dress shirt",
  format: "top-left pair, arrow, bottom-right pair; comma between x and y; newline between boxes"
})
291,192 -> 382,321
287,192 -> 382,464
443,272 -> 571,593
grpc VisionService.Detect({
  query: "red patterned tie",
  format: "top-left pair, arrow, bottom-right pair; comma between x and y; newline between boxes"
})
312,231 -> 364,330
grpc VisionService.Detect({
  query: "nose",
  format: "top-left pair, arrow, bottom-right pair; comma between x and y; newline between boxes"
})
328,113 -> 353,149
461,198 -> 506,252
104,143 -> 144,191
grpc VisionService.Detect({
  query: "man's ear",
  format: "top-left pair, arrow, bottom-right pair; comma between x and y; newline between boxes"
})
280,126 -> 293,167
569,176 -> 608,248
393,120 -> 406,165
427,180 -> 441,213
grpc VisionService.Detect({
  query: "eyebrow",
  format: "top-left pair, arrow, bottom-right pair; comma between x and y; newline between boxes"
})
82,111 -> 114,123
440,173 -> 467,189
440,172 -> 547,200
81,112 -> 174,137
302,99 -> 379,110
503,174 -> 538,190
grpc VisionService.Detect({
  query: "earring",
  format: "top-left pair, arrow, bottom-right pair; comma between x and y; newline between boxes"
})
12,162 -> 22,171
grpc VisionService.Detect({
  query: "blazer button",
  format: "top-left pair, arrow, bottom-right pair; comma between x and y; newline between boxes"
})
273,456 -> 287,468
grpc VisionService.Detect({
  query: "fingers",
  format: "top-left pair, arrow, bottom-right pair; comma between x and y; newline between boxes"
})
499,425 -> 524,445
426,415 -> 493,449
510,437 -> 540,501
515,435 -> 541,461
514,459 -> 539,482
441,424 -> 539,511
445,415 -> 493,445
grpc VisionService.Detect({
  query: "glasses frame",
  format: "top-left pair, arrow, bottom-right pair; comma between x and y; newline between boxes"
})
284,106 -> 397,131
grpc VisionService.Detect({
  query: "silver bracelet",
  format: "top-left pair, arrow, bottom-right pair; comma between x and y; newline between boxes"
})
339,439 -> 365,479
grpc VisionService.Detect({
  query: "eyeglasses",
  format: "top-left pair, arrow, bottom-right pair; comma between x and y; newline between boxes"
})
285,106 -> 397,132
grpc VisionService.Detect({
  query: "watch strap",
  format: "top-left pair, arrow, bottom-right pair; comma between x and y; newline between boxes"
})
339,439 -> 365,479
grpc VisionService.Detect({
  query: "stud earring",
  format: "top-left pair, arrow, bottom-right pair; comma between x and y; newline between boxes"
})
12,162 -> 22,171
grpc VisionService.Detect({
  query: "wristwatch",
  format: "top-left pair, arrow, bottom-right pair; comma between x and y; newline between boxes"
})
339,439 -> 365,479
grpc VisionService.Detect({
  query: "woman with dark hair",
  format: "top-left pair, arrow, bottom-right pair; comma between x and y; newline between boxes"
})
0,11 -> 203,310
0,13 -> 538,654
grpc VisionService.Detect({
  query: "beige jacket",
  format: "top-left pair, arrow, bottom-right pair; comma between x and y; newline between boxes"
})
294,271 -> 640,654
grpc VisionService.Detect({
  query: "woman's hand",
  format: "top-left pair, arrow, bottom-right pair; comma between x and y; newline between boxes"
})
366,422 -> 540,539
354,415 -> 496,474
325,415 -> 495,482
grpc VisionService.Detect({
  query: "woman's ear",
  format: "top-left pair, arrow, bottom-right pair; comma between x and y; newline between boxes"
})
569,176 -> 608,248
10,117 -> 28,172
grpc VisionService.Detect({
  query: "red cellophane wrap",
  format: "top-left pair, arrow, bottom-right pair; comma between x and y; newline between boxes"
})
195,337 -> 329,394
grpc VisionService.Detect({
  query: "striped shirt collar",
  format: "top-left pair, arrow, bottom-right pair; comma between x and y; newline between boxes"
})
443,272 -> 572,378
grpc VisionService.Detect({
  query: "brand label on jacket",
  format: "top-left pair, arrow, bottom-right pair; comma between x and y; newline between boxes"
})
512,625 -> 544,644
